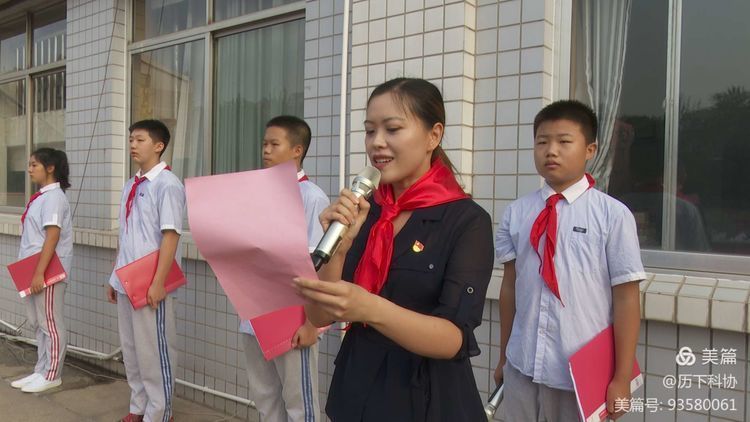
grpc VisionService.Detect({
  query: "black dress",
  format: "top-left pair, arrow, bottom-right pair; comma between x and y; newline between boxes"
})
325,198 -> 495,422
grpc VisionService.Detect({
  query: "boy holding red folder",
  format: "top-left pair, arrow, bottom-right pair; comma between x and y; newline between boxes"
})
107,119 -> 186,422
494,101 -> 646,421
239,116 -> 329,422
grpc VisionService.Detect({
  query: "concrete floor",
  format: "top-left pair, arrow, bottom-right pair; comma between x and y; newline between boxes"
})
0,337 -> 248,422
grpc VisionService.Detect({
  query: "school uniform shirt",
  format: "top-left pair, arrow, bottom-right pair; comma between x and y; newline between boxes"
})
495,174 -> 646,391
239,169 -> 329,335
327,198 -> 494,422
18,182 -> 73,275
109,161 -> 186,294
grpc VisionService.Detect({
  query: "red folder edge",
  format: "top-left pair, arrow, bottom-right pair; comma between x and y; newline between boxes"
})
568,325 -> 644,422
251,305 -> 329,361
115,250 -> 186,309
7,252 -> 67,298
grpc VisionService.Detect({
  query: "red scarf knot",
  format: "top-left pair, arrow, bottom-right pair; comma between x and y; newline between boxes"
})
352,160 -> 468,296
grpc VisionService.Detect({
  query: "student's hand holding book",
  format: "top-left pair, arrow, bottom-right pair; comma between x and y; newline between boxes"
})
606,377 -> 631,420
292,319 -> 319,349
106,285 -> 118,303
30,272 -> 45,295
147,281 -> 167,309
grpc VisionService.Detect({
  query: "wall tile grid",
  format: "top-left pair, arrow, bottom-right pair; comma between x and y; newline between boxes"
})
347,0 -> 477,200
65,0 -> 128,232
302,1 -> 348,416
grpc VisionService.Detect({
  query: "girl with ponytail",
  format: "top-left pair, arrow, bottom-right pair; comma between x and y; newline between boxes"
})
11,147 -> 72,393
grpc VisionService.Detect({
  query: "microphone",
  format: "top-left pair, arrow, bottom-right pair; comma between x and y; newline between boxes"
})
485,382 -> 504,419
311,166 -> 381,270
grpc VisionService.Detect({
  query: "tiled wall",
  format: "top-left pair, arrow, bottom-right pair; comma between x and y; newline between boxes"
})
302,0 -> 345,197
65,0 -> 127,232
473,0 -> 554,227
346,0 -> 478,189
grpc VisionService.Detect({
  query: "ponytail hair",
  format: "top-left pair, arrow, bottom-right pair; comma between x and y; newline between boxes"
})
31,148 -> 71,191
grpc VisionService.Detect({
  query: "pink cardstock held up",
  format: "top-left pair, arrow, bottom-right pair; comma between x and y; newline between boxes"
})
185,161 -> 318,321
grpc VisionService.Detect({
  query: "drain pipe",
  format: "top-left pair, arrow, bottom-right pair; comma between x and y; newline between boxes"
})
176,379 -> 254,407
0,319 -> 22,335
0,318 -> 255,408
338,0 -> 351,192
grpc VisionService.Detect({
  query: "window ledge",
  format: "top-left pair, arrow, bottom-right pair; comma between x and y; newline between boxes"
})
486,270 -> 750,334
0,215 -> 205,261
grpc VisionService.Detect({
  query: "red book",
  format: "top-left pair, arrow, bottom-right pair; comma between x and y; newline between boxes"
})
115,250 -> 186,309
251,305 -> 307,360
569,325 -> 644,422
7,252 -> 67,298
251,305 -> 329,361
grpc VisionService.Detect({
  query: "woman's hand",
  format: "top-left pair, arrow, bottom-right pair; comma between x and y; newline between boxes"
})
293,277 -> 381,323
319,189 -> 371,245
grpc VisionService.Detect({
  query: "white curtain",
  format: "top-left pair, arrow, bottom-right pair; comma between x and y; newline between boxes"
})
581,0 -> 631,191
132,40 -> 205,179
213,19 -> 304,174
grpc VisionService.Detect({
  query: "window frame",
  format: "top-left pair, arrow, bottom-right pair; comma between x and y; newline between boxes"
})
125,0 -> 305,177
559,0 -> 750,277
0,3 -> 66,214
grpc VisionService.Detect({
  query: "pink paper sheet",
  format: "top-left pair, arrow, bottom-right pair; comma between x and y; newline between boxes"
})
185,161 -> 317,321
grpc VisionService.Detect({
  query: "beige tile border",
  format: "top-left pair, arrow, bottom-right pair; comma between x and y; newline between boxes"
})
4,217 -> 750,334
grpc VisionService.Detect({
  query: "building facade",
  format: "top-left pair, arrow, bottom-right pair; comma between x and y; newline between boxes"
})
0,0 -> 749,421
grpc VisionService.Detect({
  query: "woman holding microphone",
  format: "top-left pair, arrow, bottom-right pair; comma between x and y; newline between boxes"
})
294,78 -> 494,421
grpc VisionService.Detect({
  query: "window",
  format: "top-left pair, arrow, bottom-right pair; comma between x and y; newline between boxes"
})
132,0 -> 207,42
0,18 -> 25,74
213,19 -> 304,173
0,80 -> 26,207
214,0 -> 298,21
0,4 -> 66,210
131,41 -> 206,179
572,0 -> 750,270
130,1 -> 304,178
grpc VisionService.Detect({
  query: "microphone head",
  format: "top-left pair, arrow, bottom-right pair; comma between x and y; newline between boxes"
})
351,166 -> 381,198
357,166 -> 381,186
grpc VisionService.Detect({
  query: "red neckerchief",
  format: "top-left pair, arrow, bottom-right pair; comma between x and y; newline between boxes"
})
125,165 -> 171,229
21,191 -> 44,227
530,173 -> 595,304
353,160 -> 467,296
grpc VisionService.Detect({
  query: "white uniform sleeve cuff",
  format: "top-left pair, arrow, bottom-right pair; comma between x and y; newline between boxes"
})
611,272 -> 648,286
161,224 -> 183,235
496,252 -> 517,264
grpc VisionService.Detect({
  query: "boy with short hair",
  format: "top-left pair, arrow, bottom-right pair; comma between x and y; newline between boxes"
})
239,115 -> 329,422
107,119 -> 186,422
494,100 -> 645,421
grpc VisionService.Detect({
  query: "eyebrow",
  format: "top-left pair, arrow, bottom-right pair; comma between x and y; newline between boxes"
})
536,133 -> 574,138
363,116 -> 407,125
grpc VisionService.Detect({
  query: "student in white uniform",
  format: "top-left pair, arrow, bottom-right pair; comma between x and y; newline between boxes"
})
239,115 -> 329,422
11,148 -> 73,393
494,101 -> 646,421
107,120 -> 186,422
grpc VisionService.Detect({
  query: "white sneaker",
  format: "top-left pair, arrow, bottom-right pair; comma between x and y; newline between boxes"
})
21,376 -> 61,393
10,373 -> 41,389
